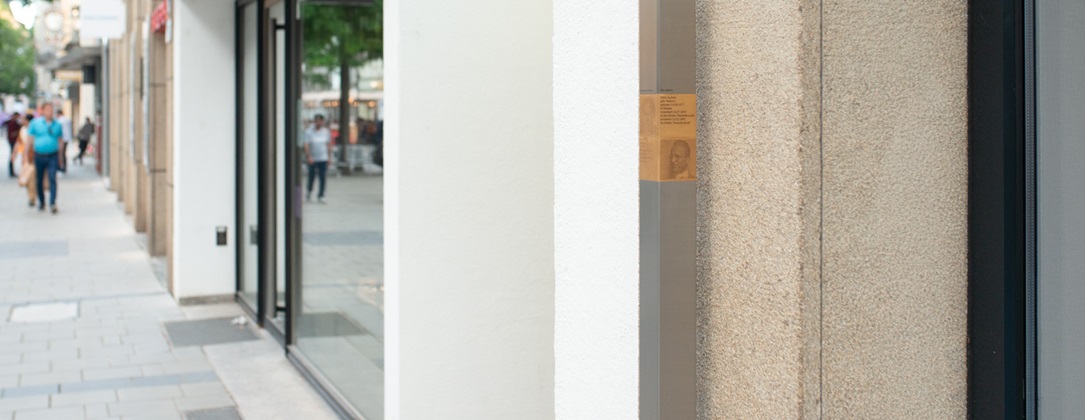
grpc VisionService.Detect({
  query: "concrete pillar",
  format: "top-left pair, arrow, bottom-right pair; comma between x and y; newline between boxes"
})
123,17 -> 135,215
695,1 -> 822,417
385,0 -> 554,417
552,0 -> 639,418
171,0 -> 236,300
819,2 -> 967,418
131,0 -> 149,232
110,38 -> 125,195
164,16 -> 175,293
695,1 -> 967,418
147,31 -> 169,257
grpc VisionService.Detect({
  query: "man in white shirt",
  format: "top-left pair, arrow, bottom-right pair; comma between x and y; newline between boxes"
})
304,115 -> 331,203
56,110 -> 72,173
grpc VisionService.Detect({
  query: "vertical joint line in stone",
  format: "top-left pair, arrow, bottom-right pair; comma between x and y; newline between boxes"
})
817,0 -> 825,417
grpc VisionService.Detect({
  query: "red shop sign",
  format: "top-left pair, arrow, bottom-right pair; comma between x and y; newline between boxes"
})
151,0 -> 169,33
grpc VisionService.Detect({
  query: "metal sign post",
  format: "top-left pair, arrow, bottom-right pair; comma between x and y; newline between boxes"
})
639,0 -> 696,418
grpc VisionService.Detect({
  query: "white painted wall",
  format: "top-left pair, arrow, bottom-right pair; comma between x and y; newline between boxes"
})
384,0 -> 554,418
553,0 -> 640,418
171,0 -> 236,299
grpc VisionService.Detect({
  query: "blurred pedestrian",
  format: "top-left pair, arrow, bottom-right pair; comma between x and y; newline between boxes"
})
56,110 -> 72,173
26,104 -> 64,213
304,114 -> 331,203
18,114 -> 49,207
4,112 -> 22,177
75,117 -> 95,165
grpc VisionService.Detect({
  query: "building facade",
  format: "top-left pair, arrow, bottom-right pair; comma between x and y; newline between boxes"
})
92,0 -> 1076,418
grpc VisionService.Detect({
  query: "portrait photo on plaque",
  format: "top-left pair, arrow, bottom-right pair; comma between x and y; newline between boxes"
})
661,138 -> 696,181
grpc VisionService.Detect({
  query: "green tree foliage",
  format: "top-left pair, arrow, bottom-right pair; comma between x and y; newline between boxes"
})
302,1 -> 382,85
302,1 -> 381,157
0,2 -> 36,96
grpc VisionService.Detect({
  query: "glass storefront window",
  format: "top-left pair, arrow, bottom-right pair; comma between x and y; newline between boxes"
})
293,1 -> 384,417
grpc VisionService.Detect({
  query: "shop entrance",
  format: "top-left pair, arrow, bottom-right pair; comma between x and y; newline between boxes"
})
236,0 -> 383,417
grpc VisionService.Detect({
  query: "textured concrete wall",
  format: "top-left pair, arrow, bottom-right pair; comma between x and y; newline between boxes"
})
695,0 -> 822,417
820,1 -> 968,418
132,0 -> 148,234
148,33 -> 169,257
165,31 -> 174,293
695,1 -> 967,418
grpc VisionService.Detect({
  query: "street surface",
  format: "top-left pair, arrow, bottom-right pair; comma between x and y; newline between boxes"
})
0,145 -> 337,420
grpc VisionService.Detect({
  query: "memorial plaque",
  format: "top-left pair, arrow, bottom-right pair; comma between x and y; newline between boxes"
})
640,94 -> 697,181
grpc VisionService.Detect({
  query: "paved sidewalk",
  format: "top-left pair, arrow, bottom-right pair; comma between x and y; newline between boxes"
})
0,148 -> 337,419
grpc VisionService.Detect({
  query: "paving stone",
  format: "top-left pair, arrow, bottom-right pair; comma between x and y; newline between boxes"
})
20,331 -> 74,343
20,351 -> 77,364
51,358 -> 112,372
0,362 -> 49,377
81,367 -> 142,382
159,361 -> 212,376
9,406 -> 83,420
117,385 -> 182,402
83,403 -> 109,419
0,344 -> 47,357
106,400 -> 176,417
168,348 -> 205,362
60,378 -> 128,394
49,389 -> 117,408
0,396 -> 48,412
8,303 -> 77,324
127,414 -> 181,420
75,327 -> 125,339
100,336 -> 122,346
178,383 -> 227,398
125,353 -> 175,366
127,375 -> 183,388
172,394 -> 235,412
0,385 -> 57,398
45,339 -> 79,352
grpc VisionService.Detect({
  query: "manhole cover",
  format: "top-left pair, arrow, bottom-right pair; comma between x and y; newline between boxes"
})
9,302 -> 78,323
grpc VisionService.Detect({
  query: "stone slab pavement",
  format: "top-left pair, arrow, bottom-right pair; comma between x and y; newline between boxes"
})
0,145 -> 338,419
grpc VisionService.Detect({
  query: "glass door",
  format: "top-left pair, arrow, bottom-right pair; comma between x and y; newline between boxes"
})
287,0 -> 384,417
1037,0 -> 1085,416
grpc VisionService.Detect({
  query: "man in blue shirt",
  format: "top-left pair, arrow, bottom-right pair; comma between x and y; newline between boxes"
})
26,103 -> 64,213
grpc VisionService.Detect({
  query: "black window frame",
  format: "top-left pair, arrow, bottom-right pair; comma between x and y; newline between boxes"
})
967,0 -> 1037,418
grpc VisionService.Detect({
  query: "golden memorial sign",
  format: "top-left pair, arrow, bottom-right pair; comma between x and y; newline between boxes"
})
639,94 -> 696,181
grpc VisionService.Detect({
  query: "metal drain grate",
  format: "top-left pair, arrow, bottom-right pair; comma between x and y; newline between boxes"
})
164,317 -> 259,347
184,407 -> 242,420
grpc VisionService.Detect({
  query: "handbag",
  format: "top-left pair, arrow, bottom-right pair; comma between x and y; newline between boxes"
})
17,164 -> 34,187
